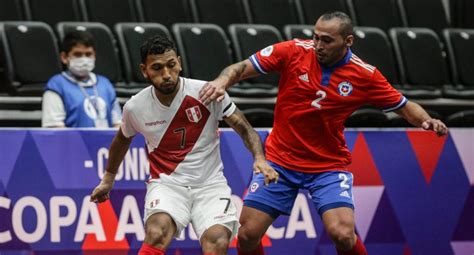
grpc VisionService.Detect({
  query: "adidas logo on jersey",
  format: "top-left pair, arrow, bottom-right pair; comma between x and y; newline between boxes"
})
339,191 -> 351,198
299,73 -> 309,82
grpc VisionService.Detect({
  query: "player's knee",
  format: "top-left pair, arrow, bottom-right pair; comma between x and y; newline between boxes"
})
326,224 -> 355,250
237,226 -> 260,247
145,222 -> 172,246
202,231 -> 230,253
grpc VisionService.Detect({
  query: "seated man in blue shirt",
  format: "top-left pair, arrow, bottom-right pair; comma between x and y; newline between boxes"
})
42,30 -> 122,128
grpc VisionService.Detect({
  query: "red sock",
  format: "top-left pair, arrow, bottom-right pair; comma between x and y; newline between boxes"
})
138,243 -> 165,255
337,236 -> 367,255
237,241 -> 264,255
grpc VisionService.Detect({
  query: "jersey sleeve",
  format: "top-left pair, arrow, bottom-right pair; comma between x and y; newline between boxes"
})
249,40 -> 293,74
120,103 -> 139,138
367,69 -> 407,112
215,92 -> 236,120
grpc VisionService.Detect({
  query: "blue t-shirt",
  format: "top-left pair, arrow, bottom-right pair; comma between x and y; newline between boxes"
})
45,72 -> 118,127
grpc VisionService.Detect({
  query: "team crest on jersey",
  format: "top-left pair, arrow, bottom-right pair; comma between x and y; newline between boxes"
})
338,81 -> 353,96
250,182 -> 259,192
186,106 -> 202,123
260,45 -> 274,57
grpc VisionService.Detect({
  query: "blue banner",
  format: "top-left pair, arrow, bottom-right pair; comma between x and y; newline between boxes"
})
0,129 -> 473,254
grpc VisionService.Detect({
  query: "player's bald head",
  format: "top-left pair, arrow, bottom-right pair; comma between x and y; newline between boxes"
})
317,12 -> 354,38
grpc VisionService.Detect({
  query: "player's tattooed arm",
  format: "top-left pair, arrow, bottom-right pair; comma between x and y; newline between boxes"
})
90,128 -> 133,203
225,108 -> 279,185
199,60 -> 260,105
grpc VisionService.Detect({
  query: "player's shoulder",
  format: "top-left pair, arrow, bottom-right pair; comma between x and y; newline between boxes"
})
123,85 -> 153,112
182,77 -> 207,95
348,53 -> 377,77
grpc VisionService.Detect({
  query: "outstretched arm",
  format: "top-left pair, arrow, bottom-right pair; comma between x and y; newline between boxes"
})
224,108 -> 279,185
199,60 -> 260,105
90,127 -> 133,203
395,101 -> 448,136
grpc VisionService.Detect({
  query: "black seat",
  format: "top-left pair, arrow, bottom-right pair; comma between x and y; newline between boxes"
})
0,22 -> 62,96
0,0 -> 25,21
398,0 -> 450,35
192,0 -> 250,30
26,0 -> 83,28
283,24 -> 313,40
172,23 -> 233,82
442,29 -> 474,99
452,0 -> 474,28
228,24 -> 283,97
115,23 -> 171,96
352,27 -> 400,87
446,110 -> 474,127
344,108 -> 389,127
347,0 -> 406,32
138,0 -> 196,29
79,0 -> 140,29
57,22 -> 123,87
299,0 -> 352,25
389,28 -> 448,98
241,108 -> 274,127
245,0 -> 303,32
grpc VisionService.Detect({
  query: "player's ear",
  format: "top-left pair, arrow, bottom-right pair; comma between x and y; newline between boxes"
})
140,63 -> 148,79
178,56 -> 182,71
345,34 -> 354,48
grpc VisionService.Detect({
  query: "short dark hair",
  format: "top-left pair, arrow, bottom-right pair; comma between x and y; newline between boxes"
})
319,11 -> 354,38
61,30 -> 95,53
140,35 -> 177,64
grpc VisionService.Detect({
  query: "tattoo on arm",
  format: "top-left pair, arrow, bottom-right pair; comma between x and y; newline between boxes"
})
225,109 -> 265,159
219,62 -> 247,87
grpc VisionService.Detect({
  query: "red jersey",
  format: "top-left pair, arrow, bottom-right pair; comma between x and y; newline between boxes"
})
249,39 -> 406,173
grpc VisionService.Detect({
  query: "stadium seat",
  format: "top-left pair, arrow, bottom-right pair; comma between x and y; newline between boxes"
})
56,22 -> 123,89
79,0 -> 140,29
452,0 -> 474,28
298,0 -> 352,25
241,108 -> 274,127
442,29 -> 474,99
446,110 -> 474,127
0,21 -> 62,96
389,28 -> 448,99
283,24 -> 313,40
115,23 -> 171,96
347,0 -> 406,32
228,24 -> 283,97
172,23 -> 233,83
244,0 -> 303,32
26,0 -> 83,28
352,27 -> 400,87
138,0 -> 196,29
398,0 -> 450,35
344,108 -> 390,127
0,0 -> 25,21
191,0 -> 250,30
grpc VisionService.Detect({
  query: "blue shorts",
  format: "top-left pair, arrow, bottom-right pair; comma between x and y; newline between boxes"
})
244,161 -> 354,218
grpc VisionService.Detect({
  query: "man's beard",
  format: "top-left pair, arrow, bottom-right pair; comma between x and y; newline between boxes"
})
148,78 -> 179,95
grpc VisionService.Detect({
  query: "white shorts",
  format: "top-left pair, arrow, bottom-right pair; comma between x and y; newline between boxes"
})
144,181 -> 239,241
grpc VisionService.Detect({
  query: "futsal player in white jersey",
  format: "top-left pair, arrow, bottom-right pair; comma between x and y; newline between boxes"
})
90,35 -> 279,255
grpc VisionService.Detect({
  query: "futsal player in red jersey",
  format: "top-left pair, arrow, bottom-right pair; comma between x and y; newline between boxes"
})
200,12 -> 448,255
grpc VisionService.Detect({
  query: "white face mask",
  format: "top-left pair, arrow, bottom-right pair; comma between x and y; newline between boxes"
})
68,57 -> 95,77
